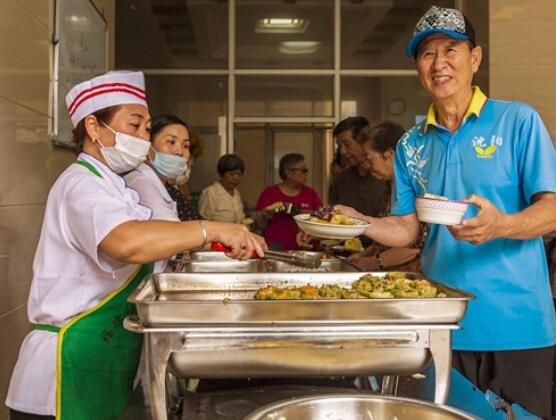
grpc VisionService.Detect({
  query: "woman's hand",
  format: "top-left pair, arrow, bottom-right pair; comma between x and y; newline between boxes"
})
295,231 -> 314,249
208,221 -> 267,259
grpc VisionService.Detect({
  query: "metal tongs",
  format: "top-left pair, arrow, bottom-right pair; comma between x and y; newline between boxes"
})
263,249 -> 322,269
210,243 -> 322,269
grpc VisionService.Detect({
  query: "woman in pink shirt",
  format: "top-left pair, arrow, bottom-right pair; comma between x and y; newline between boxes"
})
255,153 -> 322,250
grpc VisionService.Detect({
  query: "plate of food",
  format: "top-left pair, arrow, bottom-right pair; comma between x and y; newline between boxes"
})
294,211 -> 370,240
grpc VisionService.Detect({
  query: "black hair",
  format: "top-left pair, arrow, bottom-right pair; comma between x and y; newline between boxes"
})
150,114 -> 190,142
71,106 -> 121,154
366,121 -> 406,154
332,116 -> 370,145
279,153 -> 305,181
217,154 -> 245,177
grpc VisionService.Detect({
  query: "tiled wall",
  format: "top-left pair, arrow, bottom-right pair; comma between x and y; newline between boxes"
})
0,1 -> 114,418
490,0 -> 556,139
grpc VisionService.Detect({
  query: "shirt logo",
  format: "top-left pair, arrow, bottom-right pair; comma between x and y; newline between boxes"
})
401,127 -> 429,194
472,135 -> 503,159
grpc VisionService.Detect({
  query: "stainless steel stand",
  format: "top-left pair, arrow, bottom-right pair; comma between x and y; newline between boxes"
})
125,317 -> 456,420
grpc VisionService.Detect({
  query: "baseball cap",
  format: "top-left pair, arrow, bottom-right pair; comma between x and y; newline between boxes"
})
406,6 -> 476,57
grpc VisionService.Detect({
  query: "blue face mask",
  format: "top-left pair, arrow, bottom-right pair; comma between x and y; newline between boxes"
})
151,151 -> 188,179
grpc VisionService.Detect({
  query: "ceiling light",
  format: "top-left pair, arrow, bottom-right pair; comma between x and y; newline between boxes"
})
279,41 -> 320,55
256,18 -> 308,33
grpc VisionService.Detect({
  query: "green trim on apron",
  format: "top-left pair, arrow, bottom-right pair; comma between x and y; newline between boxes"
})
56,264 -> 153,420
53,160 -> 153,419
75,159 -> 102,178
35,324 -> 61,333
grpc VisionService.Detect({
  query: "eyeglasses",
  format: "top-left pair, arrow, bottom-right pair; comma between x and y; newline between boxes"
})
290,168 -> 309,174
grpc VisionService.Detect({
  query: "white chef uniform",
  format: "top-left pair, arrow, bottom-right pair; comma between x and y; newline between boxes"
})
125,163 -> 179,272
124,163 -> 179,222
6,153 -> 152,415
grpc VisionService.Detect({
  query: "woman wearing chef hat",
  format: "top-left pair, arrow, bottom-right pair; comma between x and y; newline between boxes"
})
5,70 -> 264,420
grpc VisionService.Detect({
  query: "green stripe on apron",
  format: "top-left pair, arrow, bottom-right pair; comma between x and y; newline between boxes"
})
35,324 -> 61,333
52,160 -> 153,419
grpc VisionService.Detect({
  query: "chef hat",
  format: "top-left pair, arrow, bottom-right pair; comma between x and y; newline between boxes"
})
65,71 -> 147,127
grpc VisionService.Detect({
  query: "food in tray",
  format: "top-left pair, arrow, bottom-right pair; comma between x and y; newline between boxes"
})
344,237 -> 364,252
254,272 -> 448,300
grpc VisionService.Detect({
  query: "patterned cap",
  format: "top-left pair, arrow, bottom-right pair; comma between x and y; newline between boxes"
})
65,71 -> 147,127
406,6 -> 476,57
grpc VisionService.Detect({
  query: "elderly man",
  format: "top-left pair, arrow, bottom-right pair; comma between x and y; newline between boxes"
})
338,6 -> 556,418
329,116 -> 390,247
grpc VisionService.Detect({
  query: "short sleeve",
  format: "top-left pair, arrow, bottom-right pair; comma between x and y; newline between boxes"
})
65,180 -> 143,271
310,187 -> 323,209
125,170 -> 179,222
390,141 -> 418,216
236,190 -> 246,221
255,186 -> 275,211
198,187 -> 216,219
516,107 -> 556,202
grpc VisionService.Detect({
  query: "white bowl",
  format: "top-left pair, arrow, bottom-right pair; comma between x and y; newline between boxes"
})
415,196 -> 469,225
294,214 -> 370,240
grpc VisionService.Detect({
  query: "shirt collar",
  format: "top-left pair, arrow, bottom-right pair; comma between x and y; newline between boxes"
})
423,86 -> 488,132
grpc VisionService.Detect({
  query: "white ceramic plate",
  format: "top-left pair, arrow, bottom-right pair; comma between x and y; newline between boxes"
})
294,214 -> 370,240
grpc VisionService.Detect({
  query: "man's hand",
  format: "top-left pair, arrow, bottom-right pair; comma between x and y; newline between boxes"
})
334,205 -> 364,220
449,195 -> 508,244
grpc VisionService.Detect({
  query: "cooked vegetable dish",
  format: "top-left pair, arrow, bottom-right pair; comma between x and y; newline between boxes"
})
254,272 -> 448,300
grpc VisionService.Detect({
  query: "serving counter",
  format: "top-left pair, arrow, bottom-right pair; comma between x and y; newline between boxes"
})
125,261 -> 473,420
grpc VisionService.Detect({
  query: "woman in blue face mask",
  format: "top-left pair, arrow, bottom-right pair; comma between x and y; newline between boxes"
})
125,114 -> 202,226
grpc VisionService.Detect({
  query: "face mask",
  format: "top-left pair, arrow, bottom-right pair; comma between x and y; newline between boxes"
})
151,150 -> 189,180
98,123 -> 150,173
175,166 -> 191,185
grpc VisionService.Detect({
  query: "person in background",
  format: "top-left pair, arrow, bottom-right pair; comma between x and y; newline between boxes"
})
346,121 -> 424,271
131,114 -> 202,222
124,114 -> 187,223
255,153 -> 322,250
5,71 -> 264,420
199,153 -> 246,223
329,147 -> 349,179
177,130 -> 203,201
329,116 -> 390,247
337,6 -> 556,418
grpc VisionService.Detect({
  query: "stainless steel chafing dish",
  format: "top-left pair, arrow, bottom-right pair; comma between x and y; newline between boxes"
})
173,250 -> 357,273
125,271 -> 474,420
129,272 -> 470,325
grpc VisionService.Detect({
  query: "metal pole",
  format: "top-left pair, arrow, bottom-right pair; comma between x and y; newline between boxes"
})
227,0 -> 236,153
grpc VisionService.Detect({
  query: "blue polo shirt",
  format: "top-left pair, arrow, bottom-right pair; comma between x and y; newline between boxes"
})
391,87 -> 556,351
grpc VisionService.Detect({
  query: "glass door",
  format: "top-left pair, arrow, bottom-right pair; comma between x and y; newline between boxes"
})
234,124 -> 333,212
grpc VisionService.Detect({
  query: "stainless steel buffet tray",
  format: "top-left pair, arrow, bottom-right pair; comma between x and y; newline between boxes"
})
181,251 -> 356,273
129,272 -> 474,326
